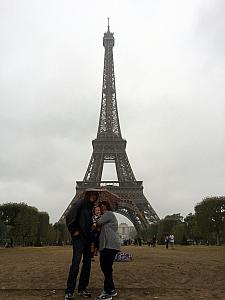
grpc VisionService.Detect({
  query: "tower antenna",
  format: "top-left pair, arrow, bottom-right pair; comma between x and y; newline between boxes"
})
107,17 -> 110,31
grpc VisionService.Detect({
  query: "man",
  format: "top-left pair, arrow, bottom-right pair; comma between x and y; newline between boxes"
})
65,190 -> 99,300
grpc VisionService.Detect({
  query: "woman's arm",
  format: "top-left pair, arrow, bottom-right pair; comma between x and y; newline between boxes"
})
97,211 -> 112,226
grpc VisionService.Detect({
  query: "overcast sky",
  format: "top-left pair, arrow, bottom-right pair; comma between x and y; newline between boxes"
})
0,0 -> 224,225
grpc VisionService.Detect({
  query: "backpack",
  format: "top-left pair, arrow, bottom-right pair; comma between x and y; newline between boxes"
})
114,252 -> 133,262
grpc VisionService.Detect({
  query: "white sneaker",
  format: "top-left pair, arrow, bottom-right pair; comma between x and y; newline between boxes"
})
65,293 -> 73,300
96,292 -> 112,300
108,290 -> 117,297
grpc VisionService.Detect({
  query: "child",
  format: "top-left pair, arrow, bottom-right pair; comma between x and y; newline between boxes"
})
91,206 -> 101,261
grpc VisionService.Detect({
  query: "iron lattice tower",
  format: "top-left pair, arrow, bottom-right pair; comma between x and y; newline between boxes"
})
60,20 -> 159,232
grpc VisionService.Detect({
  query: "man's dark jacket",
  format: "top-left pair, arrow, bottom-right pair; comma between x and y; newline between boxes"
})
66,197 -> 94,241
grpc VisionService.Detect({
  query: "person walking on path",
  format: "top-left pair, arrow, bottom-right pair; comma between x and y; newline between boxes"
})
95,201 -> 121,300
65,191 -> 99,300
169,234 -> 175,249
152,235 -> 157,247
165,234 -> 169,249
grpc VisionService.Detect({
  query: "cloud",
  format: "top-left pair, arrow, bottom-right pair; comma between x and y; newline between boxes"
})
0,0 -> 224,224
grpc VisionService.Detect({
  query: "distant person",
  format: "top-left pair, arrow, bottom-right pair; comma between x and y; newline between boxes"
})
152,236 -> 157,247
10,238 -> 14,248
65,191 -> 99,300
138,238 -> 142,247
169,234 -> 175,249
95,200 -> 121,300
165,234 -> 169,249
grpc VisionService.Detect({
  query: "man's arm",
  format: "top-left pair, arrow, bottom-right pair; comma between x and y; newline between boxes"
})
66,199 -> 82,236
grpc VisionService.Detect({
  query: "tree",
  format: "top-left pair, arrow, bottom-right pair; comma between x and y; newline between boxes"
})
12,205 -> 39,246
35,212 -> 50,246
0,203 -> 50,246
157,214 -> 183,243
195,197 -> 225,245
47,224 -> 57,245
140,222 -> 158,242
0,217 -> 7,245
165,213 -> 183,222
140,213 -> 186,244
0,203 -> 23,226
184,213 -> 202,241
53,222 -> 69,245
172,223 -> 187,245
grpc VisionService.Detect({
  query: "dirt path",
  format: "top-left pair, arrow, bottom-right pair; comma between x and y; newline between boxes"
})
0,245 -> 225,299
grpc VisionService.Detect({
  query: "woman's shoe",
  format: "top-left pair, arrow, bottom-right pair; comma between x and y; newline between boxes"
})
78,289 -> 92,298
96,292 -> 112,300
65,293 -> 73,300
108,290 -> 117,297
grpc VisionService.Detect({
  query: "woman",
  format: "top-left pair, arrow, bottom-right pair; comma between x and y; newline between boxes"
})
95,201 -> 121,300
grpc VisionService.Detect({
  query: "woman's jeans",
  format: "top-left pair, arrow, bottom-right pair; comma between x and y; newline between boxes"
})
100,248 -> 118,293
65,236 -> 91,294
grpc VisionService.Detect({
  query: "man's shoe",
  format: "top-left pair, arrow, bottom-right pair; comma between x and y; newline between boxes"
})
78,289 -> 92,298
65,293 -> 73,300
108,290 -> 117,297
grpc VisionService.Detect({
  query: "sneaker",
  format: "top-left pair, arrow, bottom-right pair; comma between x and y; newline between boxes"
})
96,292 -> 112,300
78,289 -> 92,298
108,290 -> 117,297
65,293 -> 73,300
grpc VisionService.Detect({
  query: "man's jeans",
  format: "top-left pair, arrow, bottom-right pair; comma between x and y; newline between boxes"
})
65,236 -> 91,294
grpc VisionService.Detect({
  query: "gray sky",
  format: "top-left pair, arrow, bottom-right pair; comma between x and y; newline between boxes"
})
0,0 -> 224,225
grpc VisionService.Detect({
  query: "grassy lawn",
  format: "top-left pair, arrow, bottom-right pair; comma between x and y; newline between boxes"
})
0,245 -> 225,299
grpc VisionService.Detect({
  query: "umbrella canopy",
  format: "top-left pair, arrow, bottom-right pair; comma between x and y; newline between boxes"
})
98,189 -> 120,210
77,188 -> 120,210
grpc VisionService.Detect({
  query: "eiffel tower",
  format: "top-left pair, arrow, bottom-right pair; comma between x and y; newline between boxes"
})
60,20 -> 159,232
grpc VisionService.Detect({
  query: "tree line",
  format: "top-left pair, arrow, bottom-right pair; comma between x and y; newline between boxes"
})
0,203 -> 69,246
141,197 -> 225,245
0,196 -> 224,246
